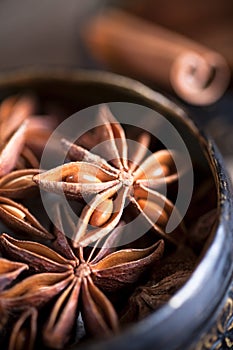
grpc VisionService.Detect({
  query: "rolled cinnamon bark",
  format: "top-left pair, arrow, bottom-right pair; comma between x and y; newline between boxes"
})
83,9 -> 230,105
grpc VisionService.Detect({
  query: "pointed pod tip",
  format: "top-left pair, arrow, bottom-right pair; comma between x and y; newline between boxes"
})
32,173 -> 41,185
157,239 -> 165,255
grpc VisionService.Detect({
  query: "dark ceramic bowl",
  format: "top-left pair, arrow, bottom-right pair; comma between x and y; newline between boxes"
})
0,69 -> 232,350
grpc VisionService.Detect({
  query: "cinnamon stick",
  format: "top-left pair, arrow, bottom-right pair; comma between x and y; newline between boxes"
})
83,9 -> 230,105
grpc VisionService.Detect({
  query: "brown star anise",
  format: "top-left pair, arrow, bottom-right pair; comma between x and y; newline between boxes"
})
0,94 -> 37,177
0,196 -> 53,240
0,257 -> 28,292
0,94 -> 59,178
34,105 -> 185,247
0,257 -> 28,339
0,169 -> 40,199
0,204 -> 164,349
9,307 -> 38,350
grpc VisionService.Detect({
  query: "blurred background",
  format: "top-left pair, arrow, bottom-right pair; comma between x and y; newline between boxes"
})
0,0 -> 233,173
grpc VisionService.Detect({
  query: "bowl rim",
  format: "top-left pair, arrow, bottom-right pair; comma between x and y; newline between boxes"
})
0,67 -> 232,349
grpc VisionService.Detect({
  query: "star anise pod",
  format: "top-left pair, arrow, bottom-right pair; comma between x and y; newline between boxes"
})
0,169 -> 40,199
0,196 -> 53,240
8,307 -> 38,350
0,95 -> 35,141
0,257 -> 28,292
0,120 -> 30,177
0,204 -> 164,349
0,94 -> 59,177
34,104 -> 186,247
0,257 -> 28,337
0,95 -> 37,177
25,115 -> 59,159
120,270 -> 192,324
120,244 -> 196,323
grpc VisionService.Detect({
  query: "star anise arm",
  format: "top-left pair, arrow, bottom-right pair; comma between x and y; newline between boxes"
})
133,149 -> 179,188
25,115 -> 58,158
18,146 -> 39,169
0,121 -> 28,177
0,198 -> 53,240
0,169 -> 40,199
73,185 -> 128,247
90,222 -> 125,264
91,240 -> 164,292
81,276 -> 119,336
43,278 -> 81,349
8,307 -> 37,350
33,162 -> 118,199
128,133 -> 151,172
132,188 -> 170,228
53,203 -> 123,260
61,138 -> 118,174
0,95 -> 43,175
0,272 -> 73,310
96,105 -> 128,170
0,95 -> 18,124
0,234 -> 73,273
52,204 -> 78,261
0,258 -> 28,292
0,95 -> 36,143
132,185 -> 186,242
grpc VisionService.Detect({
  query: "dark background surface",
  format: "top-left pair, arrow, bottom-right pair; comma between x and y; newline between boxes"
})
0,0 -> 105,70
0,0 -> 233,175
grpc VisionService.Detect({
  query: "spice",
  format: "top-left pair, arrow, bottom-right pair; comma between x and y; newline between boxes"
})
0,94 -> 57,177
0,258 -> 28,291
120,245 -> 196,323
0,169 -> 40,199
0,196 -> 52,240
9,308 -> 37,350
120,270 -> 192,323
34,104 -> 185,247
0,204 -> 164,349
